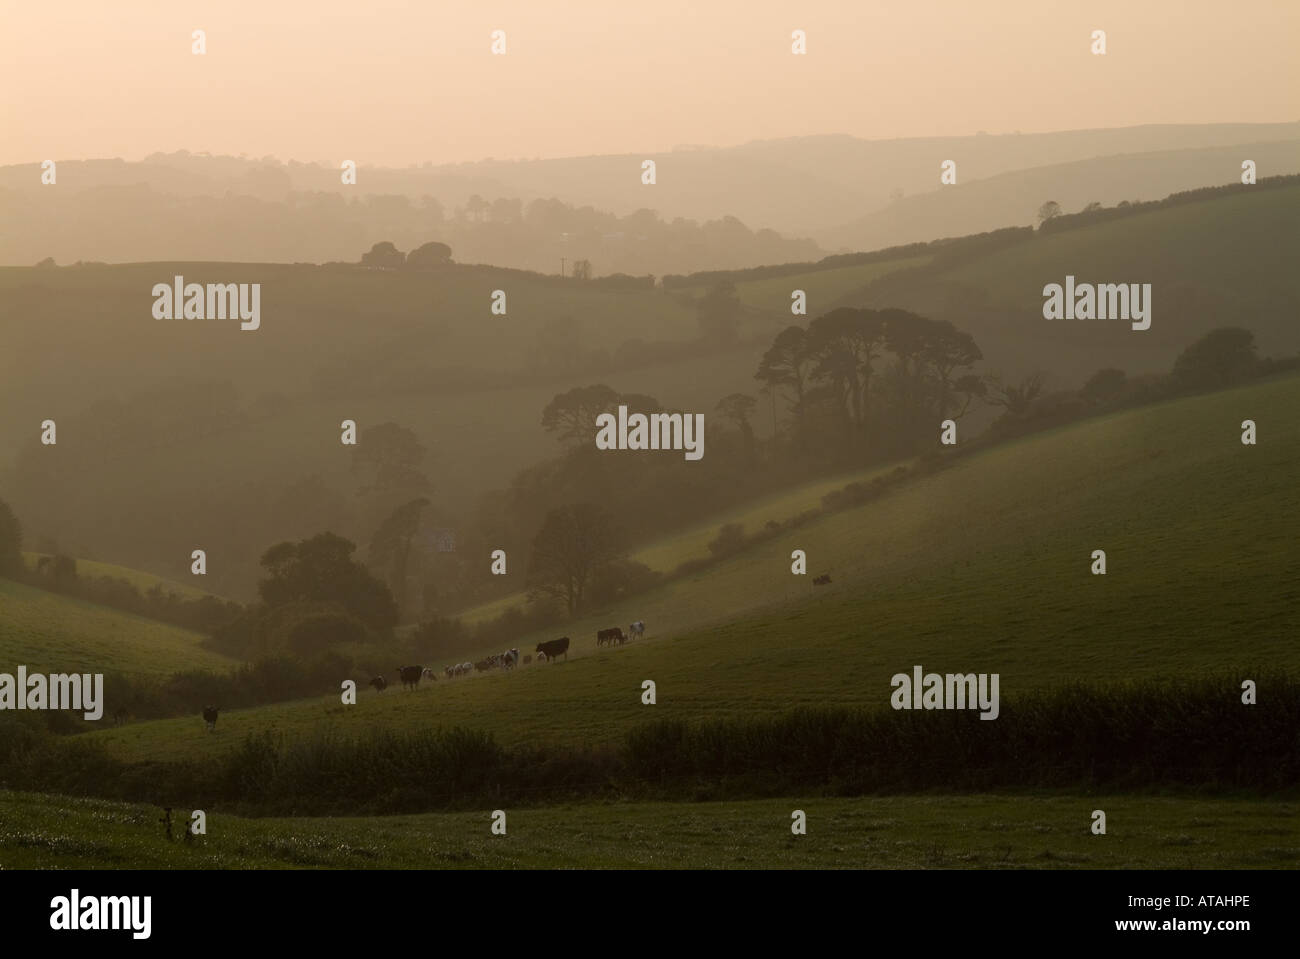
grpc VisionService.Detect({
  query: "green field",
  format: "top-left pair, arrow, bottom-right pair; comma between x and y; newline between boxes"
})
2,789 -> 1294,869
726,255 -> 932,311
86,372 -> 1300,762
0,577 -> 238,678
22,552 -> 217,601
856,184 -> 1300,382
459,458 -> 910,624
942,187 -> 1296,314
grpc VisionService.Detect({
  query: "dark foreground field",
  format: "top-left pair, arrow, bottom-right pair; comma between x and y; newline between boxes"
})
2,789 -> 1296,870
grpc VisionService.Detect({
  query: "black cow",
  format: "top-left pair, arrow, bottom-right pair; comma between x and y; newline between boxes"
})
369,676 -> 388,692
597,627 -> 627,647
398,665 -> 423,690
202,705 -> 219,732
813,574 -> 832,585
536,637 -> 570,661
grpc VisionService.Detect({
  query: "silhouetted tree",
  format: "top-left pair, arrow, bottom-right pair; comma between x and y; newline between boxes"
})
541,384 -> 620,445
716,393 -> 757,458
464,195 -> 489,223
806,308 -> 886,435
756,325 -> 813,446
526,504 -> 623,614
0,498 -> 22,577
1036,200 -> 1062,226
1081,368 -> 1128,403
258,532 -> 398,630
985,373 -> 1045,416
361,241 -> 405,269
368,497 -> 430,618
405,241 -> 452,269
696,281 -> 743,346
1172,328 -> 1258,391
351,422 -> 430,499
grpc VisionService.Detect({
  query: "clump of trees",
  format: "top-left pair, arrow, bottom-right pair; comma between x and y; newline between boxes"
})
0,498 -> 22,577
755,307 -> 984,461
211,532 -> 398,658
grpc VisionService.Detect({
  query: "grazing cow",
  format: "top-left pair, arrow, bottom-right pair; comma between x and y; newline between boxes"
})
597,627 -> 626,647
444,666 -> 454,679
628,621 -> 645,640
398,665 -> 423,690
202,705 -> 219,732
813,574 -> 832,586
536,637 -> 570,661
421,667 -> 437,682
369,676 -> 388,693
535,651 -> 547,663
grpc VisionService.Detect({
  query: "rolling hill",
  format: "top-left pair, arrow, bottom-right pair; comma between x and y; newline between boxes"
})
846,181 -> 1300,384
0,250 -> 926,598
21,552 -> 218,601
3,182 -> 1294,602
85,370 -> 1300,762
0,576 -> 238,678
820,139 -> 1300,252
4,123 -> 1297,260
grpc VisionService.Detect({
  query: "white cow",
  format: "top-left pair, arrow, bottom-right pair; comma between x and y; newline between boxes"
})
628,621 -> 645,640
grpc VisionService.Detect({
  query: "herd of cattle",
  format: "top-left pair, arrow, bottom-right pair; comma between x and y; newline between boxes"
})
193,570 -> 828,731
364,621 -> 646,694
198,621 -> 649,729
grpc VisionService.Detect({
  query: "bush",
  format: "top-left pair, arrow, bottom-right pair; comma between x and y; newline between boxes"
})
707,523 -> 747,559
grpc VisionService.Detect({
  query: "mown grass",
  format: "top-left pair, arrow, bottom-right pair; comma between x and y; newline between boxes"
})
84,372 -> 1300,762
0,577 -> 238,678
1,789 -> 1294,869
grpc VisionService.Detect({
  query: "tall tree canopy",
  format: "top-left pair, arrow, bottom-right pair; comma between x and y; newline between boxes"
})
0,497 -> 22,577
526,503 -> 623,614
258,532 -> 398,630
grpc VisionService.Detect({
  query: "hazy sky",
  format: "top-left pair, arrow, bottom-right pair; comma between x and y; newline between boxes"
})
2,0 -> 1296,167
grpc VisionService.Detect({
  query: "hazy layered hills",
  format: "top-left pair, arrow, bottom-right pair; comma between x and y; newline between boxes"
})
1,122 -> 1296,271
1,179 -> 1296,597
822,138 -> 1300,251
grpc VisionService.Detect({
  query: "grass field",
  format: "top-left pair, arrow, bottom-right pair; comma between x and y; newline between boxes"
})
942,186 -> 1298,316
85,372 -> 1300,762
21,552 -> 217,601
458,458 -> 911,624
726,255 -> 932,311
0,577 -> 238,678
2,789 -> 1295,869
